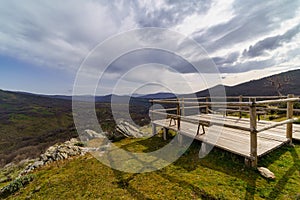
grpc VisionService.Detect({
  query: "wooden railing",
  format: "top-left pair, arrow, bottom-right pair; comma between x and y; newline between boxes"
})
150,94 -> 300,167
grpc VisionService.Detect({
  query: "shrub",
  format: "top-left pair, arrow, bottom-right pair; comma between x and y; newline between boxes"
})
269,115 -> 277,121
0,174 -> 34,198
74,142 -> 85,147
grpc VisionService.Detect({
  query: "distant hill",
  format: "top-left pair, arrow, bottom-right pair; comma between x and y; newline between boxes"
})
0,90 -> 150,167
195,69 -> 300,97
139,92 -> 177,99
43,69 -> 300,102
0,89 -> 76,167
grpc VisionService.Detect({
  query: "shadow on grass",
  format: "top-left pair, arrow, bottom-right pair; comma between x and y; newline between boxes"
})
266,140 -> 300,200
111,135 -> 299,199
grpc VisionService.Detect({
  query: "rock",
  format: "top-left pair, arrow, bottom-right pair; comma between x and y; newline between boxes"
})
32,161 -> 44,168
257,167 -> 276,179
18,136 -> 109,177
70,138 -> 79,144
116,119 -> 148,138
82,130 -> 106,141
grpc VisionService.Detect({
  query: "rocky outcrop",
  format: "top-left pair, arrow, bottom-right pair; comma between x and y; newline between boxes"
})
19,136 -> 112,176
116,120 -> 150,138
80,129 -> 107,141
20,138 -> 84,176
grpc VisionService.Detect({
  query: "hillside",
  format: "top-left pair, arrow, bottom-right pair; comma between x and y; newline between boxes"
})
2,136 -> 300,199
196,69 -> 300,97
0,90 -> 76,167
0,90 -> 150,167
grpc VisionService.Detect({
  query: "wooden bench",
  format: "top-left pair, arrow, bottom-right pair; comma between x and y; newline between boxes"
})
196,121 -> 210,135
166,114 -> 179,126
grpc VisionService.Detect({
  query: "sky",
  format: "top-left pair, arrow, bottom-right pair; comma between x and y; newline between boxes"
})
0,0 -> 300,95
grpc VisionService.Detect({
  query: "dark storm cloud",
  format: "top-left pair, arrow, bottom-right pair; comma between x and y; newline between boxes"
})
243,24 -> 300,57
218,58 -> 276,73
193,0 -> 300,54
212,52 -> 239,65
106,49 -> 196,75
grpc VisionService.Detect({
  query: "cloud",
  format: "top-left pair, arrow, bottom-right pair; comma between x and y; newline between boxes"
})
133,0 -> 212,28
192,1 -> 300,65
242,24 -> 300,57
0,0 -> 137,71
0,0 -> 300,94
212,52 -> 239,66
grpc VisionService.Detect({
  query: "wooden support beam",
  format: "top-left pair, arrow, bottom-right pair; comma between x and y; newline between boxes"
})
206,96 -> 209,114
239,95 -> 243,119
177,132 -> 183,145
249,97 -> 258,167
181,97 -> 185,116
286,94 -> 294,144
151,99 -> 154,121
163,128 -> 168,140
152,123 -> 157,135
177,102 -> 181,130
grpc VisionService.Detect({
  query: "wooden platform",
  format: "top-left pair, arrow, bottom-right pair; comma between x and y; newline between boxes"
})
153,114 -> 300,159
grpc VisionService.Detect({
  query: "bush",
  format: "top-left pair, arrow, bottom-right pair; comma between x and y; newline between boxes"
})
0,174 -> 34,198
269,115 -> 277,121
74,142 -> 85,147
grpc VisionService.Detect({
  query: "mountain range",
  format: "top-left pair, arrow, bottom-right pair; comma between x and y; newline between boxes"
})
47,69 -> 300,101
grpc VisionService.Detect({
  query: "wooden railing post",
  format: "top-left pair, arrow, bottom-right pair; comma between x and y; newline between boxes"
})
239,95 -> 243,119
176,100 -> 182,145
163,128 -> 167,140
181,97 -> 185,116
151,99 -> 154,121
249,97 -> 258,167
176,100 -> 181,130
206,96 -> 209,114
151,99 -> 156,135
286,94 -> 294,144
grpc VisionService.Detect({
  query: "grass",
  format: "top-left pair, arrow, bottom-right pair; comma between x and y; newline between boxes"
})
4,135 -> 300,200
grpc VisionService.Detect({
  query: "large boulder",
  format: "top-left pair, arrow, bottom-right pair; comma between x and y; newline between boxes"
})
116,120 -> 149,138
80,129 -> 107,141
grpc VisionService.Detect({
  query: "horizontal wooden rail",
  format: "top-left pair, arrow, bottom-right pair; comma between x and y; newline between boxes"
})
255,97 -> 300,105
182,97 -> 207,100
262,107 -> 300,113
183,105 -> 207,109
154,108 -> 178,112
216,108 -> 266,114
257,118 -> 299,133
183,101 -> 252,106
150,100 -> 177,103
150,110 -> 251,131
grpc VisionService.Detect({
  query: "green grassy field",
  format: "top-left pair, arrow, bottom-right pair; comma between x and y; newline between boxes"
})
3,135 -> 300,200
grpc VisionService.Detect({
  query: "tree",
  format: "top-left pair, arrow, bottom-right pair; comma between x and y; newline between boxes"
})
266,75 -> 291,96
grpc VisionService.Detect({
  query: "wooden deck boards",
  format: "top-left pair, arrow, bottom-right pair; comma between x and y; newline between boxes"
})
153,114 -> 299,158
